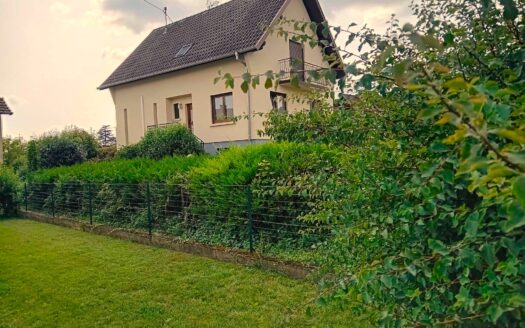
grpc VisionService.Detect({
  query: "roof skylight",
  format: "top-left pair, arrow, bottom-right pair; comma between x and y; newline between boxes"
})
175,44 -> 193,58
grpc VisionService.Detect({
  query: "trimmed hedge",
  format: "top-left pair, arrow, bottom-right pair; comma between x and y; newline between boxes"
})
26,143 -> 346,260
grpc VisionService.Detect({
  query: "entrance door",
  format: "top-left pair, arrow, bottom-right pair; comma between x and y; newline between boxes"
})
289,40 -> 305,81
186,104 -> 193,132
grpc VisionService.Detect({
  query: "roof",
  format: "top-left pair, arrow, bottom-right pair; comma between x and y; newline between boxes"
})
99,0 -> 337,90
0,98 -> 13,115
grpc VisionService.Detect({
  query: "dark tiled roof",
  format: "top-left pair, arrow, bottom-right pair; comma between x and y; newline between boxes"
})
0,98 -> 13,115
99,0 -> 288,90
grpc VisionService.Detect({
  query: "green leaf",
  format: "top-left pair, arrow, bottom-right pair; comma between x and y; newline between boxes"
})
502,201 -> 525,233
465,212 -> 480,238
418,107 -> 442,120
487,305 -> 503,323
240,81 -> 249,93
428,239 -> 449,256
500,0 -> 518,20
360,74 -> 373,90
513,176 -> 525,209
264,78 -> 273,89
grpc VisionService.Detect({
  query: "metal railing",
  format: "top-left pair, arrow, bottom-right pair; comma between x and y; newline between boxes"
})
278,58 -> 332,88
20,182 -> 333,261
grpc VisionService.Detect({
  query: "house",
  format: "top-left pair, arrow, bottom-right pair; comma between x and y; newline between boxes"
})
99,0 -> 338,153
0,98 -> 14,163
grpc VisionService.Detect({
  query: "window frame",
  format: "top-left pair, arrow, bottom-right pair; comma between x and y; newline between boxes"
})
270,91 -> 288,112
211,92 -> 234,124
173,103 -> 181,120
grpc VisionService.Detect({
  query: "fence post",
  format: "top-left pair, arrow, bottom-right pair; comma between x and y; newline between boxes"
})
146,183 -> 153,239
245,185 -> 254,253
51,186 -> 55,218
24,183 -> 28,212
88,183 -> 93,225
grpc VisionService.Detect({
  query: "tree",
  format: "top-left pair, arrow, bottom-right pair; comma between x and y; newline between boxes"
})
2,137 -> 27,174
97,125 -> 116,147
219,0 -> 525,325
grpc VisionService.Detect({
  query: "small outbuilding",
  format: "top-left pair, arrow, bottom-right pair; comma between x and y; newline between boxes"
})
0,98 -> 14,164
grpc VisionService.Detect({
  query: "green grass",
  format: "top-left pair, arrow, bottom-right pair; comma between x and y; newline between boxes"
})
0,219 -> 365,327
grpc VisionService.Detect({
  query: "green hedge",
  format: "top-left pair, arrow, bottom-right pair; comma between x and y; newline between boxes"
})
26,143 -> 346,260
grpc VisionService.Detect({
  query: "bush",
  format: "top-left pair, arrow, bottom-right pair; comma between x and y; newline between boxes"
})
39,138 -> 85,169
0,167 -> 19,215
116,125 -> 203,160
27,127 -> 100,171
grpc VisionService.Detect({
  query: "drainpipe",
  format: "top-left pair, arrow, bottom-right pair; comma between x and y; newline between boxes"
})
235,51 -> 253,142
140,96 -> 146,136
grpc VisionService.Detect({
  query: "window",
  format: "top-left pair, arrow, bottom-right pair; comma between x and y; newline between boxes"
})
270,92 -> 287,112
173,103 -> 181,120
153,103 -> 158,126
123,108 -> 129,146
211,93 -> 234,123
175,44 -> 193,58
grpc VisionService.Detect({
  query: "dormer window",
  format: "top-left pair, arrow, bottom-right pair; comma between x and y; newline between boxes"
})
175,44 -> 193,58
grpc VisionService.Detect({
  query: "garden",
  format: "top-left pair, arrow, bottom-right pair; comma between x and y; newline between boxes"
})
0,0 -> 524,326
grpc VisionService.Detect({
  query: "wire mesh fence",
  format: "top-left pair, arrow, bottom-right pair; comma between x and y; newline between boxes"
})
21,182 -> 333,260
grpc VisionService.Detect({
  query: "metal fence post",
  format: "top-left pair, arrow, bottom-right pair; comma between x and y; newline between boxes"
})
24,183 -> 28,211
245,185 -> 254,253
88,183 -> 93,225
146,183 -> 153,239
51,186 -> 55,218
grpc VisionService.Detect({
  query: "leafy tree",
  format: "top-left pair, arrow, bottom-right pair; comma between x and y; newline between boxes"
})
220,0 -> 525,325
2,137 -> 27,174
39,138 -> 85,169
97,125 -> 116,147
0,166 -> 19,215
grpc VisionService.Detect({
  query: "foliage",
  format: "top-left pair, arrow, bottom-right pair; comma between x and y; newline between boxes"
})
2,137 -> 27,174
0,166 -> 19,215
116,125 -> 203,160
27,127 -> 100,171
28,143 -> 346,260
220,0 -> 525,325
60,126 -> 99,160
95,145 -> 117,161
96,125 -> 116,147
39,138 -> 85,169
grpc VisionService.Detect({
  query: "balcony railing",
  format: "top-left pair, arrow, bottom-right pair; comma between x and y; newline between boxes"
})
146,122 -> 205,153
278,58 -> 332,88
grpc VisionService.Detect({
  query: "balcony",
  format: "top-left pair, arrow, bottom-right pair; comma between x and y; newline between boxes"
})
278,58 -> 332,88
147,122 -> 176,130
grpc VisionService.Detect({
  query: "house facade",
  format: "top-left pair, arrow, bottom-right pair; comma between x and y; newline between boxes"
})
99,0 -> 337,153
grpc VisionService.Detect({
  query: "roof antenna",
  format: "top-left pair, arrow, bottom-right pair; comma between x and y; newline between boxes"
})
142,0 -> 173,33
163,7 -> 168,33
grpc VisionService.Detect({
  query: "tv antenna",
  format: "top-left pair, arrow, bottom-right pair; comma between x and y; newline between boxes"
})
142,0 -> 173,31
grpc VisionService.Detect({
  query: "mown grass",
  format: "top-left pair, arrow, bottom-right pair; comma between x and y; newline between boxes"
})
0,219 -> 367,327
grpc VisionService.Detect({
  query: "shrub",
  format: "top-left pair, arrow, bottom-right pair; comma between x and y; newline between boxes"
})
0,167 -> 19,215
116,143 -> 143,160
39,138 -> 85,169
27,127 -> 100,171
116,125 -> 203,160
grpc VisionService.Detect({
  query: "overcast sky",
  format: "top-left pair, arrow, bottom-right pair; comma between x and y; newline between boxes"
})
0,0 -> 412,139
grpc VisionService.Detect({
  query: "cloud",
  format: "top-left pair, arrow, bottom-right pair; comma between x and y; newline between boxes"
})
100,0 -> 202,33
49,1 -> 71,15
101,46 -> 133,61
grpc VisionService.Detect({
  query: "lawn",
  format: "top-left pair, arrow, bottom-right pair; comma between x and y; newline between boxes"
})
0,219 -> 365,327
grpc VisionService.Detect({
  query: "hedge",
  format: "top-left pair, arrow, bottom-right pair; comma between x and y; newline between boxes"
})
26,143 -> 347,260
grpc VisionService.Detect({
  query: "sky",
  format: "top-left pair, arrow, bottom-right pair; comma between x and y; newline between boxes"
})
0,0 -> 412,139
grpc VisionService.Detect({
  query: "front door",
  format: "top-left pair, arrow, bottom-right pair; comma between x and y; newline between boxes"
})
186,104 -> 193,132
